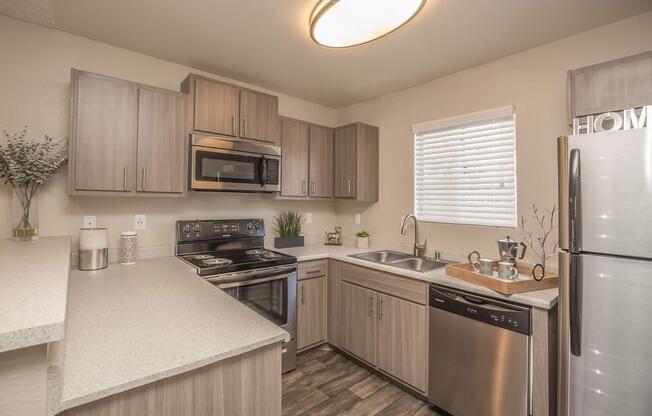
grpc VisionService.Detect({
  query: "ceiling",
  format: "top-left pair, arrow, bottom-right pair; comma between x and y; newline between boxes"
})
3,0 -> 652,107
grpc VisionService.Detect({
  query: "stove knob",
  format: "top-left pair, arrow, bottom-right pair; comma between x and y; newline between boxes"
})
254,224 -> 260,230
182,224 -> 191,234
247,223 -> 253,230
192,224 -> 201,233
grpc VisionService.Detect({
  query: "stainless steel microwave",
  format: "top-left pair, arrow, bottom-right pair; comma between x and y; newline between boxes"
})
190,135 -> 281,192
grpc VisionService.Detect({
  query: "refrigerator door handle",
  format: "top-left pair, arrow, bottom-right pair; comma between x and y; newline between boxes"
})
569,148 -> 582,253
569,255 -> 582,356
558,137 -> 569,251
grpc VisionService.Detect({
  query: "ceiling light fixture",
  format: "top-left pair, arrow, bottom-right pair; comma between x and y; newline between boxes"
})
310,0 -> 426,48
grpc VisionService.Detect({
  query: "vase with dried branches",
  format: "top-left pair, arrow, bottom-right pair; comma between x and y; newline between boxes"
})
520,204 -> 559,276
0,127 -> 67,240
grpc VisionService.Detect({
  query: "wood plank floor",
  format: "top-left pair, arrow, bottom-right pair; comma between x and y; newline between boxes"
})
282,346 -> 441,416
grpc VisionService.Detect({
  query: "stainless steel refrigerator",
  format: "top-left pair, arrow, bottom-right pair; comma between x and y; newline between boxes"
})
558,127 -> 652,416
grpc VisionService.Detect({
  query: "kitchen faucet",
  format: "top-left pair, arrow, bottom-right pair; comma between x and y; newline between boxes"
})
401,213 -> 427,258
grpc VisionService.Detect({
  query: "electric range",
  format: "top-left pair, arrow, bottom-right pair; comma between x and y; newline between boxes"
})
176,218 -> 297,373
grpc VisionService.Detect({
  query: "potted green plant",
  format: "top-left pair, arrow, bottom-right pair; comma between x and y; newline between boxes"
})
355,230 -> 370,249
0,127 -> 67,240
273,211 -> 304,248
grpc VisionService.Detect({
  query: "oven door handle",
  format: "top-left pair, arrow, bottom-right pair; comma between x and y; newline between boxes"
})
206,265 -> 296,285
216,274 -> 289,289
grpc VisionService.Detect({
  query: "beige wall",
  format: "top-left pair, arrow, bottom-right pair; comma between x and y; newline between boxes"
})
2,12 -> 652,260
0,14 -> 339,251
334,12 -> 652,263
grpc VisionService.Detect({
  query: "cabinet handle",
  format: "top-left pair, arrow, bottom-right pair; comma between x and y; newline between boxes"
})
368,295 -> 374,317
378,298 -> 383,320
123,166 -> 127,191
310,180 -> 315,196
302,179 -> 307,195
306,270 -> 321,275
348,180 -> 351,197
301,285 -> 305,304
244,118 -> 248,136
141,166 -> 146,191
231,116 -> 236,135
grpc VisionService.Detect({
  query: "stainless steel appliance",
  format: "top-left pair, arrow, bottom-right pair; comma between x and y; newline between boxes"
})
176,218 -> 297,373
190,134 -> 281,192
497,235 -> 526,266
558,128 -> 652,416
428,284 -> 532,416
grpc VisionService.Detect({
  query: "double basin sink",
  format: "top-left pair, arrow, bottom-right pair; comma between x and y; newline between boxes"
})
349,250 -> 448,273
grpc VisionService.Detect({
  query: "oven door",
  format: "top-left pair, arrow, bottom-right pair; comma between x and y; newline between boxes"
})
191,145 -> 280,192
209,266 -> 296,340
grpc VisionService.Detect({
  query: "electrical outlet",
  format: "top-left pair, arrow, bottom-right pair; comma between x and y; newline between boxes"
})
305,213 -> 313,224
355,213 -> 361,225
83,216 -> 96,228
135,214 -> 146,230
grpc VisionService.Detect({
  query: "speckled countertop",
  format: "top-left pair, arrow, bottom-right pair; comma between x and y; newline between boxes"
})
276,244 -> 559,309
0,236 -> 71,353
48,257 -> 289,415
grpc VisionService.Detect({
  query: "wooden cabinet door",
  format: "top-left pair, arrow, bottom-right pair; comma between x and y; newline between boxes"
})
136,87 -> 186,194
377,293 -> 428,392
342,281 -> 376,365
297,276 -> 327,350
327,260 -> 343,348
280,118 -> 309,197
73,71 -> 137,192
193,77 -> 239,136
334,124 -> 356,198
240,89 -> 279,143
309,125 -> 334,198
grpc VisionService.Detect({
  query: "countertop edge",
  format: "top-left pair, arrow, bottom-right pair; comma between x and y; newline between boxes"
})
286,247 -> 558,310
52,332 -> 287,415
0,321 -> 65,354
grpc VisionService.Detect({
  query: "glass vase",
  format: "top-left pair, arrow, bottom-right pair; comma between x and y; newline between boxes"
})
12,187 -> 39,240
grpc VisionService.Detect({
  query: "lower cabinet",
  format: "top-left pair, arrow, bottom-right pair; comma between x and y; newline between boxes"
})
342,282 -> 377,365
297,276 -> 327,350
377,294 -> 428,392
335,261 -> 429,393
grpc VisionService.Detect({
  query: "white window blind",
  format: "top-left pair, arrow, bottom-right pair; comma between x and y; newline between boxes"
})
412,106 -> 517,228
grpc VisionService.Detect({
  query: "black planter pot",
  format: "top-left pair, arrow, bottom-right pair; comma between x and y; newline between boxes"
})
274,236 -> 304,249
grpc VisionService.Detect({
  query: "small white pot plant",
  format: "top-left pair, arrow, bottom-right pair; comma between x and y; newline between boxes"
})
0,127 -> 67,240
355,231 -> 370,249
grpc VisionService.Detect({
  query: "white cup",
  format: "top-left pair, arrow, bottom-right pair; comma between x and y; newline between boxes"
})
498,261 -> 519,280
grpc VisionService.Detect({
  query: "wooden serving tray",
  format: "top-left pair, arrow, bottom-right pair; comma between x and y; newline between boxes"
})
445,262 -> 558,295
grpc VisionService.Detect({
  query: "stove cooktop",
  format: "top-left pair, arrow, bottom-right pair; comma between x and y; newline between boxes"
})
180,249 -> 296,277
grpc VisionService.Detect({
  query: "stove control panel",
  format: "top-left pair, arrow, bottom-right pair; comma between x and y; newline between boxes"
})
177,219 -> 265,241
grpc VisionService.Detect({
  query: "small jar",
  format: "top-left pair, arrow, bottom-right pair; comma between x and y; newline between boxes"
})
120,231 -> 137,265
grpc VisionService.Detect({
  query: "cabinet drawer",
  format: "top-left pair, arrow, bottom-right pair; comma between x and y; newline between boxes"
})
298,259 -> 327,280
340,262 -> 427,305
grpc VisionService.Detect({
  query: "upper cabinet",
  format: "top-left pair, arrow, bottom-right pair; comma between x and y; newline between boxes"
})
280,118 -> 334,199
69,69 -> 188,197
569,51 -> 652,118
193,78 -> 240,136
182,74 -> 280,144
334,122 -> 379,202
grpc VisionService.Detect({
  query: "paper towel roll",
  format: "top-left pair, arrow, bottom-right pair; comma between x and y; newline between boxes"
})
79,228 -> 108,251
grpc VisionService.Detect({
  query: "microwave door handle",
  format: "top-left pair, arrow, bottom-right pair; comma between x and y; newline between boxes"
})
260,155 -> 267,188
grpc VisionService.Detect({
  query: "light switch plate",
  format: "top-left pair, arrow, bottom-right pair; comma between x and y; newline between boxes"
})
135,214 -> 146,230
83,216 -> 96,228
355,213 -> 361,225
305,213 -> 313,224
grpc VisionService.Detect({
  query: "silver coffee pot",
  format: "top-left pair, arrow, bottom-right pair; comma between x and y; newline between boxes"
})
497,236 -> 526,266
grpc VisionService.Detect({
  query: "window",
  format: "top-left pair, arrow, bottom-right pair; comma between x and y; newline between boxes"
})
412,106 -> 517,228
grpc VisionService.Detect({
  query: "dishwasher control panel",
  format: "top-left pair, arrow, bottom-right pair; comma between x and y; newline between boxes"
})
429,284 -> 531,335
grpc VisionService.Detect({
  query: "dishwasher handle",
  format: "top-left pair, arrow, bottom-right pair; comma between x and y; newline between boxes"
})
430,284 -> 531,335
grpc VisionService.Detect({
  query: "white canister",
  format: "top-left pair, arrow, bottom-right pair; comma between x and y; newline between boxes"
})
79,228 -> 109,270
120,231 -> 138,264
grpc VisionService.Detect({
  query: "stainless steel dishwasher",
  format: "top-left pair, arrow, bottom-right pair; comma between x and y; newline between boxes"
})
428,284 -> 532,416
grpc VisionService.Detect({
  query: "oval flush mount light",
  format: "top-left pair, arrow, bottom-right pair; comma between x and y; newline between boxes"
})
310,0 -> 426,48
